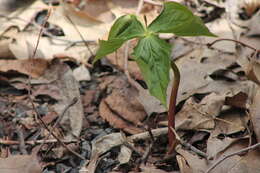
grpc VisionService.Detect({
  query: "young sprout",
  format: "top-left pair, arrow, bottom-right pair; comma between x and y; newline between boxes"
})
94,2 -> 216,154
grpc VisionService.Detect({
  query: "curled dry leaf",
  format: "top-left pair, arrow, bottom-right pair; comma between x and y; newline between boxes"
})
86,133 -> 125,173
99,75 -> 146,134
225,92 -> 248,109
0,59 -> 49,78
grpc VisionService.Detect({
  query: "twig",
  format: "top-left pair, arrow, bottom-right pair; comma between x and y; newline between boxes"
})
122,142 -> 143,157
65,14 -> 94,58
16,126 -> 27,155
121,131 -> 143,156
38,97 -> 78,151
179,37 -> 234,55
27,6 -> 51,123
141,142 -> 153,164
128,119 -> 191,142
0,14 -> 95,45
35,111 -> 85,160
144,0 -> 162,6
26,7 -> 85,161
170,127 -> 208,158
123,0 -> 144,82
0,139 -> 77,145
205,142 -> 260,173
141,125 -> 156,164
207,38 -> 259,53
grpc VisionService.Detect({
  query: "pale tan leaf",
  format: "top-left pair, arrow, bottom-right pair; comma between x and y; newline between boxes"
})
250,87 -> 260,142
0,154 -> 41,173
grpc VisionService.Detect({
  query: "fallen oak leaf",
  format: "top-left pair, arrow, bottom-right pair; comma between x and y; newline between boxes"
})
99,74 -> 146,134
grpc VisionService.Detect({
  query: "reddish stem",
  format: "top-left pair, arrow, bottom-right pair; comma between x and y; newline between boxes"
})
167,61 -> 180,154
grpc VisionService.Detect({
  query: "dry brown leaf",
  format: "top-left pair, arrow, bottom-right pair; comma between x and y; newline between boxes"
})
168,48 -> 237,105
31,59 -> 84,139
91,133 -> 124,156
207,135 -> 247,159
85,133 -> 125,173
250,87 -> 260,142
72,65 -> 91,81
106,40 -> 143,80
209,107 -> 247,139
207,139 -> 260,173
176,93 -> 225,131
246,11 -> 260,36
176,147 -> 208,173
0,0 -> 47,35
48,0 -> 141,42
225,92 -> 248,108
80,0 -> 115,23
7,32 -> 94,64
117,145 -> 132,164
176,154 -> 192,173
0,154 -> 41,173
0,39 -> 15,59
99,75 -> 146,134
0,59 -> 49,78
133,164 -> 170,173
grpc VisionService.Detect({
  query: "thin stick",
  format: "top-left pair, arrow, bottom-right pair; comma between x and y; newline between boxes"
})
167,61 -> 180,154
65,15 -> 94,57
26,8 -> 51,121
128,119 -> 191,142
207,38 -> 259,53
170,127 -> 208,158
17,126 -> 27,155
0,139 -> 77,145
25,8 -> 85,161
205,142 -> 260,173
123,0 -> 144,81
38,97 -> 78,151
34,109 -> 86,160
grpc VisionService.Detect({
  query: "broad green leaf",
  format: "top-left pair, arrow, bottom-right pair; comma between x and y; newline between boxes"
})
94,15 -> 145,62
133,34 -> 171,106
148,2 -> 216,37
95,39 -> 124,61
109,15 -> 145,40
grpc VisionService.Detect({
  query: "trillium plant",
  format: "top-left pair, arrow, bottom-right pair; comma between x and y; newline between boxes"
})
94,2 -> 216,154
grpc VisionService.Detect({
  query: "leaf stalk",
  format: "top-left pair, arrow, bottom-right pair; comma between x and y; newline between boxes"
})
167,61 -> 180,154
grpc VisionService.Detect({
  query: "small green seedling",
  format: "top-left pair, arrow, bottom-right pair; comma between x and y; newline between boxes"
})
94,2 -> 216,154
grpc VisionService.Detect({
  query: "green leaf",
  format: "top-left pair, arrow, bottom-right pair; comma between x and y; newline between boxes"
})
133,34 -> 171,106
94,14 -> 145,62
109,15 -> 145,40
94,39 -> 124,61
148,2 -> 216,37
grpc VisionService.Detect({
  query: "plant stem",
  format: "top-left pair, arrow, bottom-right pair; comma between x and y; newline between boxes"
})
207,38 -> 259,52
167,61 -> 180,154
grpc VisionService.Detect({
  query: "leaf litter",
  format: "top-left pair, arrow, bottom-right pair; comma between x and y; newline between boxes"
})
0,0 -> 260,172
